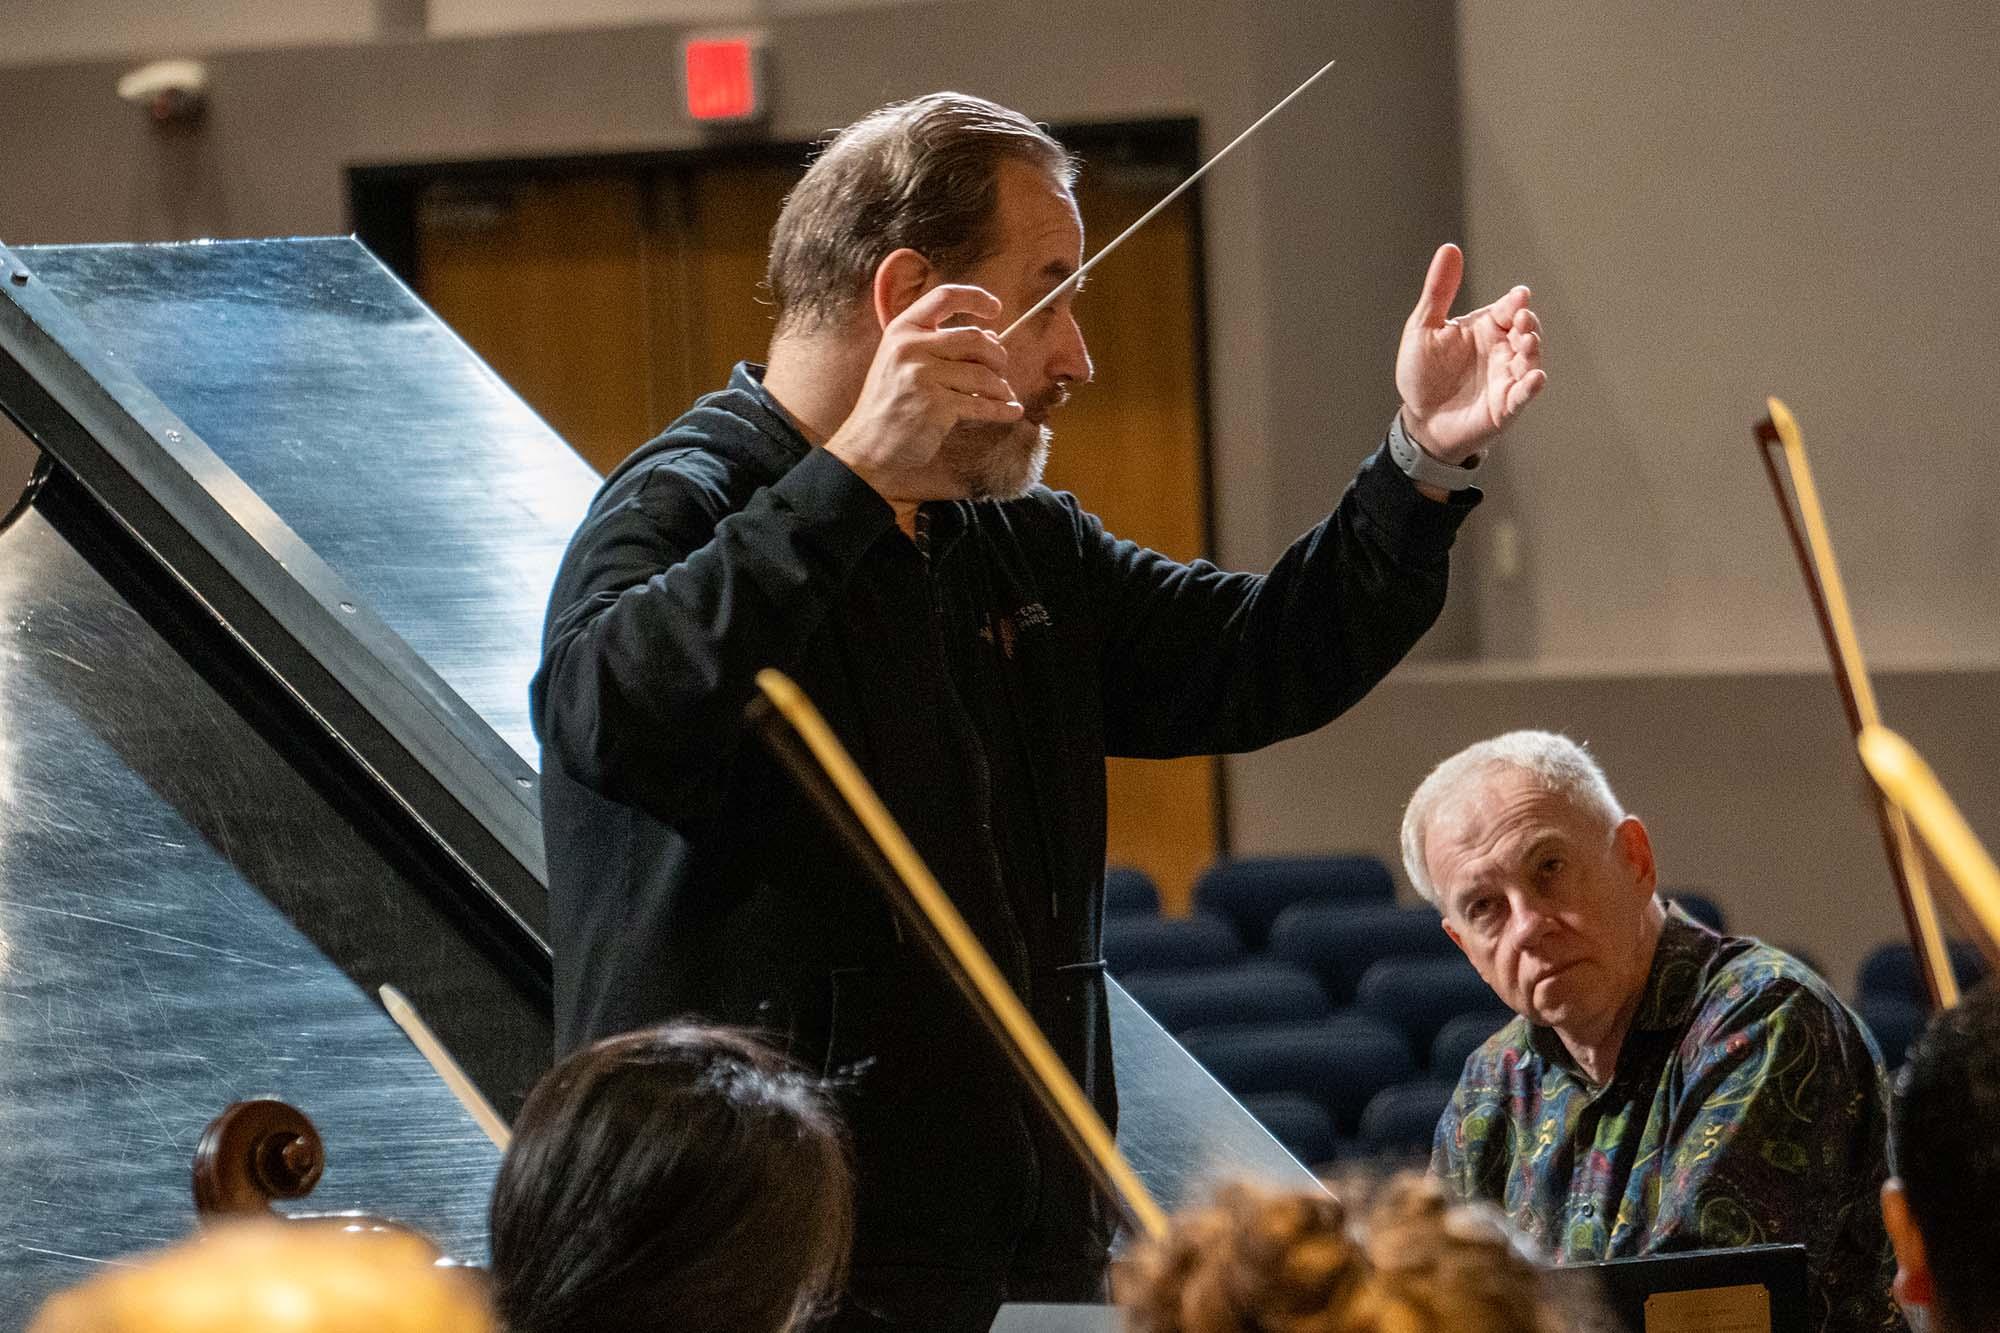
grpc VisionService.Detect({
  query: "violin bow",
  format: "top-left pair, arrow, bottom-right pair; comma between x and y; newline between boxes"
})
747,668 -> 1170,1243
379,984 -> 514,1150
1858,726 -> 2000,970
1754,397 -> 1959,1007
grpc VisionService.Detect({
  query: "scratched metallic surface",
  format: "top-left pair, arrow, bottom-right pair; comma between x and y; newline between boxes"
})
16,238 -> 603,771
0,506 -> 530,1322
1107,984 -> 1317,1203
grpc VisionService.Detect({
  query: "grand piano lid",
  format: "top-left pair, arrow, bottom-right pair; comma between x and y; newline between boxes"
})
9,238 -> 603,776
0,237 -> 573,1313
0,237 -> 579,947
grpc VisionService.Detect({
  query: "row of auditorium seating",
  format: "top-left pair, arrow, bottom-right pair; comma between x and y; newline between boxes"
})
1104,854 -> 1975,1167
1853,940 -> 1988,1066
1105,856 -> 1525,1166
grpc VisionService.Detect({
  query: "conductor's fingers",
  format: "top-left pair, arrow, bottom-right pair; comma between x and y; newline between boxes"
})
923,359 -> 1022,411
916,325 -> 1012,376
1504,368 -> 1548,417
1407,243 -> 1465,329
900,282 -> 1005,332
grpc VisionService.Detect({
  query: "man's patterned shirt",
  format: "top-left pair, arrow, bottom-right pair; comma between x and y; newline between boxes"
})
1431,907 -> 1901,1333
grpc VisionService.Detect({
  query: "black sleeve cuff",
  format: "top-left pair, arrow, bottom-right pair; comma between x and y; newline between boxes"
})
1351,439 -> 1481,550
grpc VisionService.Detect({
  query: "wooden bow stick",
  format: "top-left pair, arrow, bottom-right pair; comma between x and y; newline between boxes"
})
748,668 -> 1169,1242
1858,726 -> 2000,969
380,984 -> 513,1150
1754,397 -> 1958,1008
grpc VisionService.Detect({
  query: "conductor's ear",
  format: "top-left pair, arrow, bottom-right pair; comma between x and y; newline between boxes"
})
869,248 -> 935,330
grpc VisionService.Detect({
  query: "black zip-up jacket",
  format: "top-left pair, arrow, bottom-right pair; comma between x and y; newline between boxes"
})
531,364 -> 1476,1323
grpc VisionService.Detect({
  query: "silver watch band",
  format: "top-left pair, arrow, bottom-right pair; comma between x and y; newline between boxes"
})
1387,412 -> 1483,492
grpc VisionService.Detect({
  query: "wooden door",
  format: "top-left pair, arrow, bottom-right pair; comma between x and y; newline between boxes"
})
416,174 -> 654,475
1054,176 -> 1217,915
410,150 -> 1218,912
644,164 -> 799,419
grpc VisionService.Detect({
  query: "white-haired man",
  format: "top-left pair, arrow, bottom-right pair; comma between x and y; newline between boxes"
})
1406,731 -> 1900,1333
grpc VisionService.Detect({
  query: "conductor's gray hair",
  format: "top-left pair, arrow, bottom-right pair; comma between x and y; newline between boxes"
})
1400,731 -> 1626,908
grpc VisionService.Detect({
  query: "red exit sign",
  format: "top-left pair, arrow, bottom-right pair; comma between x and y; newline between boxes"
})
682,33 -> 767,124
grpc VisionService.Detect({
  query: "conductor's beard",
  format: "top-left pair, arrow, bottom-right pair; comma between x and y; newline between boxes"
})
940,382 -> 1068,502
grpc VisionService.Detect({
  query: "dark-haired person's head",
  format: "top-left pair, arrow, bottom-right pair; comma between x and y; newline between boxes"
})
1884,977 -> 2000,1332
489,1023 -> 853,1333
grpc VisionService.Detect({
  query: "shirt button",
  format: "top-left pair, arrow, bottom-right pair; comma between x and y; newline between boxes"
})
1581,1203 -> 1595,1218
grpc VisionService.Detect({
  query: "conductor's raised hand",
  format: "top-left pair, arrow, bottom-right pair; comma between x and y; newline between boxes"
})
824,281 -> 1022,504
1394,243 -> 1546,465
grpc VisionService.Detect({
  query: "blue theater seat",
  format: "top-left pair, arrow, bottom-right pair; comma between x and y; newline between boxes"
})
1180,1014 -> 1415,1136
1664,891 -> 1727,933
1266,901 -> 1456,1006
1354,956 -> 1510,1057
1103,865 -> 1160,916
1858,994 -> 1928,1069
1429,1010 -> 1512,1077
1102,913 -> 1242,974
1118,961 -> 1330,1035
1858,941 -> 1987,1006
1358,1078 -> 1458,1159
1238,1092 -> 1339,1169
1192,855 -> 1395,949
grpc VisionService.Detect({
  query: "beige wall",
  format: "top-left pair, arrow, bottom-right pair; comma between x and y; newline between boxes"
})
1454,1 -> 2000,670
1,0 -> 918,66
6,0 -> 377,65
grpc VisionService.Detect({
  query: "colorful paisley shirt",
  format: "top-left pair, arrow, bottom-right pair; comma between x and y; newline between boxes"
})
1431,907 -> 1902,1333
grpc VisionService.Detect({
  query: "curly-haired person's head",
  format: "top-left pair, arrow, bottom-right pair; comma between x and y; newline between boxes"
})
1116,1174 -> 1582,1333
489,1022 -> 853,1333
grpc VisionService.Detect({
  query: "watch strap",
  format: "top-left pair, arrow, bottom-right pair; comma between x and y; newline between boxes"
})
1387,412 -> 1483,492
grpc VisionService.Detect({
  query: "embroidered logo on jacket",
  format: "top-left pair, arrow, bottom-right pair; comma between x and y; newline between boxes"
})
978,602 -> 1052,660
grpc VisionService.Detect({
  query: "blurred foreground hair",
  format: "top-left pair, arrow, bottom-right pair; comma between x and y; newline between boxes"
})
1118,1173 -> 1592,1333
29,1220 -> 490,1333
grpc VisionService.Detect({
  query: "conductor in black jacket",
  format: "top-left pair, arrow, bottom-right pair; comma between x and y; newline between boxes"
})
531,92 -> 1545,1333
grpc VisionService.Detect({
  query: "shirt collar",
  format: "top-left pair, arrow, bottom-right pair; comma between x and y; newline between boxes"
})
730,362 -> 814,474
1632,904 -> 1720,1032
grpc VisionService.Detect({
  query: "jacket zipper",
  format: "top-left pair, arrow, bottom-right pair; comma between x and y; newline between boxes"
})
980,565 -> 1066,927
916,510 -> 1035,1004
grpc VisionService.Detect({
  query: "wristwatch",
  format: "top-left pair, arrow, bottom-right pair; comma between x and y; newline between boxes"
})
1387,412 -> 1483,492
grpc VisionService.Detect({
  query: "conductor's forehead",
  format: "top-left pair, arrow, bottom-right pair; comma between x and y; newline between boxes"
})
978,161 -> 1082,299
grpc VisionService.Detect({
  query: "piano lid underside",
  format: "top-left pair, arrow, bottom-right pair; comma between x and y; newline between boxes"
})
0,502 -> 540,1319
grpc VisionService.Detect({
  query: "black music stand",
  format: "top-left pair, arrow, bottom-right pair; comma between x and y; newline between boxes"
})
1553,1243 -> 1809,1333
